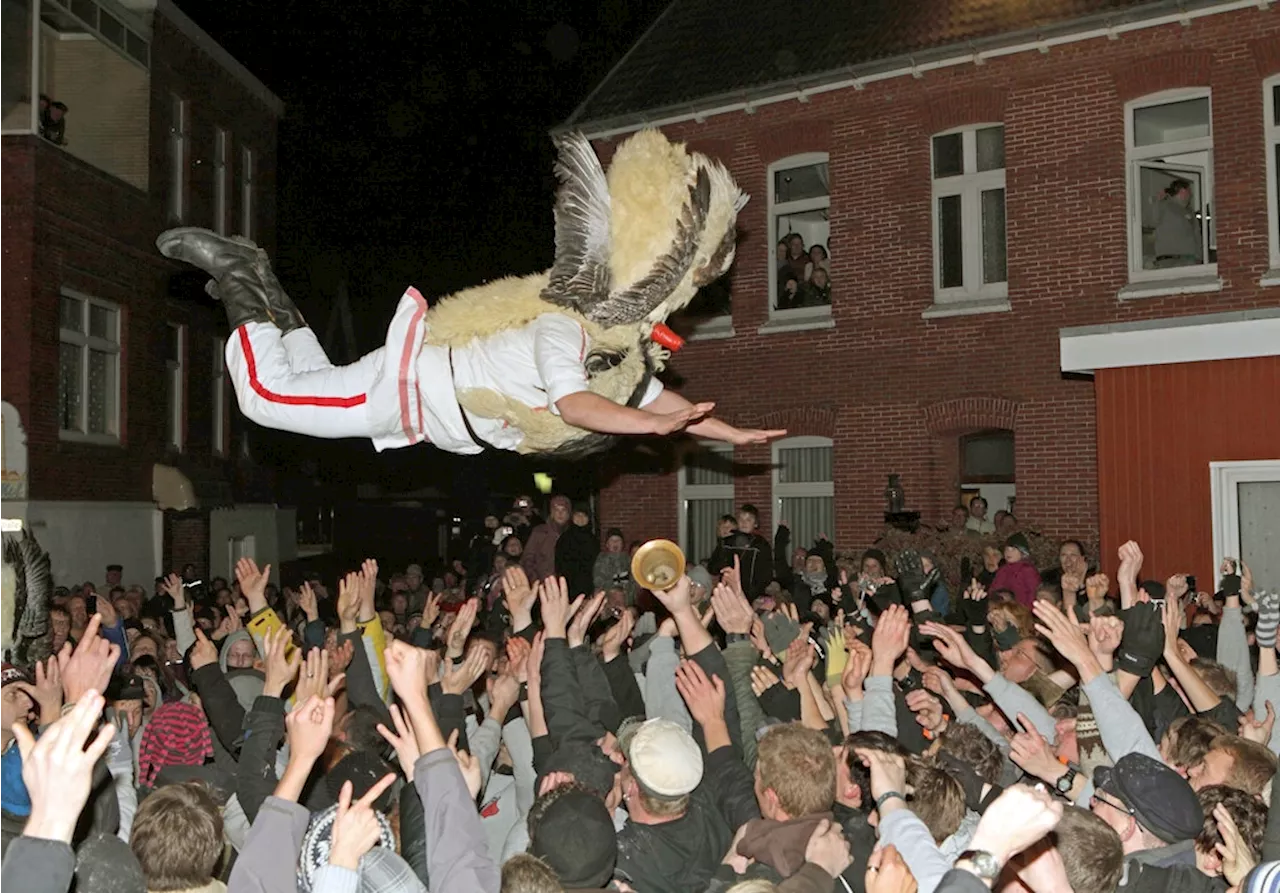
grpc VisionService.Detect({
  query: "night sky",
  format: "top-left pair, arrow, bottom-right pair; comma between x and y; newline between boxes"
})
177,0 -> 669,504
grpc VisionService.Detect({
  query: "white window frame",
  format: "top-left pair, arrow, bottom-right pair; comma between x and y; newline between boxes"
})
677,442 -> 735,559
1210,460 -> 1280,589
1265,77 -> 1280,276
768,152 -> 832,323
212,337 -> 228,456
1125,88 -> 1216,283
771,435 -> 835,545
240,145 -> 255,239
168,94 -> 188,223
58,289 -> 121,444
930,124 -> 1008,303
166,323 -> 185,452
214,128 -> 229,236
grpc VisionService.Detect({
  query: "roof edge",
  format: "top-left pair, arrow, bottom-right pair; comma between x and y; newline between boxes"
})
157,0 -> 285,117
555,0 -> 1253,139
564,0 -> 680,129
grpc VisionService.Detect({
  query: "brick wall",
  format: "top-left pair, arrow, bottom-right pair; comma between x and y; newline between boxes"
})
164,510 -> 209,578
0,15 -> 278,505
596,6 -> 1280,557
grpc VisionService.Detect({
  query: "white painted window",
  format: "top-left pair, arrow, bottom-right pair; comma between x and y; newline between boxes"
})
212,338 -> 227,456
168,94 -> 188,223
1126,90 -> 1215,280
769,153 -> 831,319
931,124 -> 1007,302
1210,461 -> 1280,593
678,443 -> 735,564
58,290 -> 121,442
214,128 -> 229,235
239,145 -> 254,239
771,436 -> 834,551
165,324 -> 184,451
1266,77 -> 1280,273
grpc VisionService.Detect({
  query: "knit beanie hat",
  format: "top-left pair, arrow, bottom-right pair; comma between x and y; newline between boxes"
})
529,789 -> 617,888
137,701 -> 213,787
74,832 -> 146,893
298,802 -> 397,892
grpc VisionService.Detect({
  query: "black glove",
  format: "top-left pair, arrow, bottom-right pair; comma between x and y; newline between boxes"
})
1115,602 -> 1164,677
896,549 -> 940,609
757,684 -> 802,723
936,751 -> 989,813
960,595 -> 988,628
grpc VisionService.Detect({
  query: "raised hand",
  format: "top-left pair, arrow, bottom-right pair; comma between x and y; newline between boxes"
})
804,817 -> 853,880
905,689 -> 946,733
358,558 -> 379,621
568,591 -> 606,648
337,572 -> 360,634
526,632 -> 546,692
1085,573 -> 1110,602
675,660 -> 726,728
1238,702 -> 1276,747
446,598 -> 480,658
749,616 -> 774,661
13,690 -> 116,843
1087,614 -> 1124,659
384,640 -> 431,707
56,615 -> 120,705
328,774 -> 397,870
235,556 -> 272,613
502,566 -> 536,628
1214,802 -> 1257,887
446,728 -> 483,800
190,627 -> 219,671
286,694 -> 337,765
652,573 -> 693,613
539,577 -> 583,640
782,636 -> 816,690
721,555 -> 746,602
599,610 -> 635,663
506,636 -> 532,684
261,626 -> 301,698
1032,600 -> 1100,681
1117,541 -> 1143,582
487,672 -> 521,721
870,604 -> 910,676
709,580 -> 753,637
297,581 -> 319,622
377,703 -> 421,782
423,592 -> 442,630
163,573 -> 186,609
1008,714 -> 1062,783
966,784 -> 1064,868
295,647 -> 343,703
441,645 -> 488,696
750,664 -> 782,698
15,657 -> 63,725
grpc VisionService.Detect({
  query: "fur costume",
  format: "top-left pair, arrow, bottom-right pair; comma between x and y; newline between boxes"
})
418,130 -> 746,456
2,530 -> 51,666
157,130 -> 746,459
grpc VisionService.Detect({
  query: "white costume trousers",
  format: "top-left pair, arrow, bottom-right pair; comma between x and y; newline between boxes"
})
224,287 -> 435,449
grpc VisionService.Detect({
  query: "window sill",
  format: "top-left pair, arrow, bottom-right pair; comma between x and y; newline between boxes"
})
757,311 -> 835,335
685,317 -> 736,341
1117,275 -> 1222,301
921,298 -> 1012,320
1260,269 -> 1280,288
59,431 -> 121,447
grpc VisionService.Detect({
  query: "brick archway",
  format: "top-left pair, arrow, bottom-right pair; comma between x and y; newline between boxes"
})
921,397 -> 1022,524
749,406 -> 837,438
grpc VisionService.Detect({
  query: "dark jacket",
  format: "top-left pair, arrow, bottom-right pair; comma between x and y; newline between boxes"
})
0,836 -> 75,893
555,524 -> 600,600
708,530 -> 774,598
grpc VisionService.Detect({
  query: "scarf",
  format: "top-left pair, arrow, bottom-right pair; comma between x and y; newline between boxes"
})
137,701 -> 213,788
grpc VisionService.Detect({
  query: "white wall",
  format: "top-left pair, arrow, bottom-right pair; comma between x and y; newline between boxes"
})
20,501 -> 161,588
208,505 -> 297,585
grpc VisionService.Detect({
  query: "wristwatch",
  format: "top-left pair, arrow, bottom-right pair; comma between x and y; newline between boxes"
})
956,850 -> 1001,881
1055,766 -> 1078,795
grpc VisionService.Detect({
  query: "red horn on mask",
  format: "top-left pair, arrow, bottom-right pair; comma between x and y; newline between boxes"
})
650,323 -> 684,352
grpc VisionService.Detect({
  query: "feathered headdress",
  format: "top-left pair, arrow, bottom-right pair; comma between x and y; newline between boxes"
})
2,530 -> 52,667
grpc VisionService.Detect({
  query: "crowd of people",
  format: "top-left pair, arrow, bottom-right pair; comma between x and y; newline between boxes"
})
775,234 -> 831,310
2,492 -> 1278,893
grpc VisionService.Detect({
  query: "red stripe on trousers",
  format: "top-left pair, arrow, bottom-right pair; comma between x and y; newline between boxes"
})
238,326 -> 367,408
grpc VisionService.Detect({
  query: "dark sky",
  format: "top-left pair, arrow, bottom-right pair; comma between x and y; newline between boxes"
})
177,0 -> 670,504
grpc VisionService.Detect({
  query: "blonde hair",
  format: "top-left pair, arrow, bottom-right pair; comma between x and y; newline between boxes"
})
501,853 -> 564,893
756,724 -> 836,818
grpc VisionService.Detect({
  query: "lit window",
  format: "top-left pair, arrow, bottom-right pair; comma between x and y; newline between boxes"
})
168,94 -> 188,223
960,429 -> 1015,518
678,443 -> 735,564
931,125 -> 1007,301
769,154 -> 831,318
58,290 -> 121,442
771,436 -> 834,551
1126,91 -> 1215,278
214,128 -> 229,235
166,323 -> 184,451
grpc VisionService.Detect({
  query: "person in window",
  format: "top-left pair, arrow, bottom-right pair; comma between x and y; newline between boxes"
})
776,238 -> 790,271
776,271 -> 802,310
965,496 -> 996,535
782,233 -> 808,282
1153,178 -> 1201,267
803,243 -> 830,282
798,267 -> 832,307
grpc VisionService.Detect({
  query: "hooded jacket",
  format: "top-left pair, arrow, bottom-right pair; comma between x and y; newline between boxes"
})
989,558 -> 1041,608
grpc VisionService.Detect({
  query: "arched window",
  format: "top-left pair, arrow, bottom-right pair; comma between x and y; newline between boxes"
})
769,153 -> 831,322
771,436 -> 834,549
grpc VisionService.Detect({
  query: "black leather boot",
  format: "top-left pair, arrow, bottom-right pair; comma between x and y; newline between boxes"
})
156,227 -> 260,279
205,270 -> 272,330
259,264 -> 307,334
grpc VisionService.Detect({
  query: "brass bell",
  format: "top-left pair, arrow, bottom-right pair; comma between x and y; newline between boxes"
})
631,539 -> 686,592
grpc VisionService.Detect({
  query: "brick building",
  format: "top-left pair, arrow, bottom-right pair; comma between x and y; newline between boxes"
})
561,0 -> 1280,586
1,0 -> 296,587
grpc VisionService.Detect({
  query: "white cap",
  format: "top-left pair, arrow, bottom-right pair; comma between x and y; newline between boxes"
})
627,718 -> 703,797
